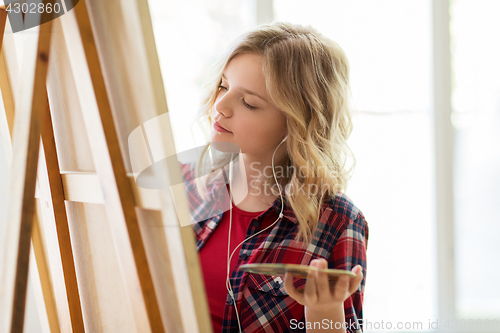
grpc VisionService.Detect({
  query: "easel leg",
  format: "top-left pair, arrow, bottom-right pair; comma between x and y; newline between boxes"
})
0,3 -> 55,331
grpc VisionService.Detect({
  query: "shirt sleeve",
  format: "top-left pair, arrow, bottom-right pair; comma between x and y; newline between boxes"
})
328,212 -> 369,333
179,162 -> 201,212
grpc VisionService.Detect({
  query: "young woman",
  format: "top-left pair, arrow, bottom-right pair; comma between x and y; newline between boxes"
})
181,21 -> 368,333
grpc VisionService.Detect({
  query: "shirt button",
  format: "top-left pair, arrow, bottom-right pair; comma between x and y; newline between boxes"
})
240,253 -> 247,260
273,281 -> 280,290
252,220 -> 260,227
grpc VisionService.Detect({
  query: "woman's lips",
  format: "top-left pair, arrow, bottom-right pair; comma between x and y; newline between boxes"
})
213,122 -> 232,133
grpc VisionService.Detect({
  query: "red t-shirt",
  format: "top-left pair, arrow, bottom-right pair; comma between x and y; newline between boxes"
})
199,184 -> 277,332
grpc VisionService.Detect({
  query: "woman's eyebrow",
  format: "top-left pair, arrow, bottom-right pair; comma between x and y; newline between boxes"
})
221,73 -> 268,104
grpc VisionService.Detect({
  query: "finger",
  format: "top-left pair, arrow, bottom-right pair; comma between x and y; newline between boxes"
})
332,274 -> 350,301
348,265 -> 364,295
315,259 -> 331,302
284,272 -> 305,304
304,260 -> 318,303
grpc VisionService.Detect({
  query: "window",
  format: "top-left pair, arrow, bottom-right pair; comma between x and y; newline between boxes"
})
451,0 -> 500,319
148,0 -> 256,155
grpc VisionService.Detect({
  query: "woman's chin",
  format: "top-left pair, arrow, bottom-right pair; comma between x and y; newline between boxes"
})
210,140 -> 240,153
210,130 -> 231,141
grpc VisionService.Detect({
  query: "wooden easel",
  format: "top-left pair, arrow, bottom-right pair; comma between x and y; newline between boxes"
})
0,0 -> 211,332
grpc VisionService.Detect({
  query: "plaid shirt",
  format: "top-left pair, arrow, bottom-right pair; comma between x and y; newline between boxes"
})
181,162 -> 368,333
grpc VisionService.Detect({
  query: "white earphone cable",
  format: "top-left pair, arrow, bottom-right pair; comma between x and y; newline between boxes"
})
225,136 -> 287,333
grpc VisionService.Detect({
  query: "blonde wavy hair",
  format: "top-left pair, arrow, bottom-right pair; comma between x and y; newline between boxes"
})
190,21 -> 356,245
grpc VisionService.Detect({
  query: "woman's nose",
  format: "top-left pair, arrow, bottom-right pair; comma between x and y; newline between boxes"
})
214,92 -> 233,117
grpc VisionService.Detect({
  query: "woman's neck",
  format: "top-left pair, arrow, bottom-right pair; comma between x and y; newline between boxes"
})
228,152 -> 286,208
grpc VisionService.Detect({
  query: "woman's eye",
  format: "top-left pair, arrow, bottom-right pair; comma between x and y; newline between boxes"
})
216,84 -> 256,110
242,100 -> 257,110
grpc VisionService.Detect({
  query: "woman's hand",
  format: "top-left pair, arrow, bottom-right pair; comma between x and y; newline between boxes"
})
283,258 -> 363,313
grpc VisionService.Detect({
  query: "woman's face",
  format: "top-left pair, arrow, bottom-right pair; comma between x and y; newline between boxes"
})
209,53 -> 287,157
